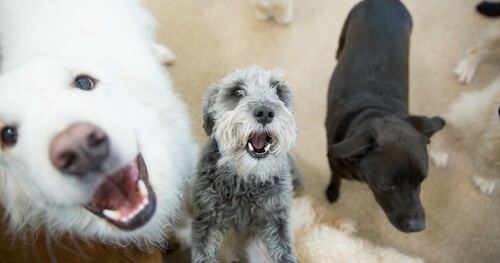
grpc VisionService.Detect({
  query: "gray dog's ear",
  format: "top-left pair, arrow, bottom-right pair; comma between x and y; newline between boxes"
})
270,80 -> 294,111
406,115 -> 446,138
202,85 -> 219,136
327,133 -> 374,159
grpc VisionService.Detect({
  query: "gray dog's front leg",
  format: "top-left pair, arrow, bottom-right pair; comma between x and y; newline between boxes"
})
259,216 -> 297,263
191,219 -> 226,263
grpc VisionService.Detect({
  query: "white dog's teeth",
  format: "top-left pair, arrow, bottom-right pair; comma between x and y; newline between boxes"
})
264,143 -> 271,152
138,179 -> 148,196
248,142 -> 254,152
103,209 -> 121,221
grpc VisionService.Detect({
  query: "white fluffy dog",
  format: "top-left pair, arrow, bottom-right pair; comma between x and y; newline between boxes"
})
221,196 -> 424,263
430,78 -> 500,194
0,0 -> 196,248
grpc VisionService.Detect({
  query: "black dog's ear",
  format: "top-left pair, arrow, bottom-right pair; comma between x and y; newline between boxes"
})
406,115 -> 446,138
202,86 -> 219,136
328,133 -> 373,159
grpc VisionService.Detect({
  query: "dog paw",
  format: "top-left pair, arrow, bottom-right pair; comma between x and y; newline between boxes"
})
454,57 -> 478,85
472,175 -> 497,195
326,186 -> 340,203
428,150 -> 449,168
153,43 -> 176,65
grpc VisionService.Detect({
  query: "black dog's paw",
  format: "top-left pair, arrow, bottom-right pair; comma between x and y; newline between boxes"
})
326,184 -> 340,203
476,1 -> 500,17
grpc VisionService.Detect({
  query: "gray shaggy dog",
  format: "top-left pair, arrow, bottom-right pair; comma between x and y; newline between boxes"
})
191,66 -> 300,263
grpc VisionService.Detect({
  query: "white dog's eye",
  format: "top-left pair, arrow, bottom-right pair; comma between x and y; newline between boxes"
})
74,74 -> 97,90
0,126 -> 18,147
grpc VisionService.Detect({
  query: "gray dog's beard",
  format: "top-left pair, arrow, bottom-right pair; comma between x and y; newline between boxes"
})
214,119 -> 296,180
216,148 -> 289,181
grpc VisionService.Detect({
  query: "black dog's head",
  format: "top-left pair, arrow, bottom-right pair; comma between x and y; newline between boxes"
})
328,114 -> 445,232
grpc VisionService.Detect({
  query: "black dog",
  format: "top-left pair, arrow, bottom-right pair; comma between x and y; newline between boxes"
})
325,0 -> 445,233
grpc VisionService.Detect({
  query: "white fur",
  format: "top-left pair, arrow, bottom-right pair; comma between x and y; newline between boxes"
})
454,20 -> 500,84
430,78 -> 500,195
0,0 -> 196,247
209,66 -> 298,180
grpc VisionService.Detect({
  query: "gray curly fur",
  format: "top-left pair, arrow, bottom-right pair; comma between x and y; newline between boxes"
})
191,66 -> 299,263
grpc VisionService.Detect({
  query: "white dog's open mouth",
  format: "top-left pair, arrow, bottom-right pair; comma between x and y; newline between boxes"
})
246,132 -> 272,158
84,154 -> 156,230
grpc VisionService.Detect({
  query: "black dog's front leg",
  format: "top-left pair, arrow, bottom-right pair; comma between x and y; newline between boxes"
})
191,217 -> 226,263
326,174 -> 341,203
259,216 -> 297,263
326,159 -> 342,202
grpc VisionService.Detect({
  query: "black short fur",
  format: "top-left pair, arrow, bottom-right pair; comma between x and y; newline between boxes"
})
325,0 -> 445,233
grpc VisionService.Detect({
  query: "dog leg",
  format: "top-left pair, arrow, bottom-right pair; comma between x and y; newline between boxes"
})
454,48 -> 489,84
326,158 -> 342,202
191,220 -> 226,263
326,174 -> 341,202
472,136 -> 499,195
454,25 -> 499,84
287,154 -> 304,192
153,43 -> 176,65
271,0 -> 293,25
259,217 -> 297,263
472,175 -> 497,195
253,0 -> 273,21
428,126 -> 462,168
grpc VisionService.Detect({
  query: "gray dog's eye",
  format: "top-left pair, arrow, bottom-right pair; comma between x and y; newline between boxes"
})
232,88 -> 246,98
74,74 -> 97,90
1,126 -> 18,147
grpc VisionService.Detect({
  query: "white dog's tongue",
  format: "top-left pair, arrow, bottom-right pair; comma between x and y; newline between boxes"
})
251,133 -> 267,149
84,155 -> 156,230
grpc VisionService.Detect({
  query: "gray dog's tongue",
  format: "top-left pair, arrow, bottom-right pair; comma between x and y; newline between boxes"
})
251,133 -> 267,149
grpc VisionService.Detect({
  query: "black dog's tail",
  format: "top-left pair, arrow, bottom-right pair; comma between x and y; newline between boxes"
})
476,1 -> 500,17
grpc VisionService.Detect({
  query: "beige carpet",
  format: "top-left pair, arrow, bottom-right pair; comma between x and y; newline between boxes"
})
146,0 -> 499,262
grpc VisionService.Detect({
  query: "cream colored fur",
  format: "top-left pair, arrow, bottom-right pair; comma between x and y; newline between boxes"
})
430,78 -> 500,194
221,196 -> 424,263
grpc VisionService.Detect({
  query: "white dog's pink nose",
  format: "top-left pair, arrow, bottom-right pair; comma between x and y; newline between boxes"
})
50,123 -> 109,176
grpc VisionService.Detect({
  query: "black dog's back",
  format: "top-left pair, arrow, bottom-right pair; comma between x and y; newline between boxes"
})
330,0 -> 412,110
327,0 -> 413,148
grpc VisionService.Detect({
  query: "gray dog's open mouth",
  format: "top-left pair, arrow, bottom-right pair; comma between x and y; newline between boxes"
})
246,132 -> 272,158
84,154 -> 156,231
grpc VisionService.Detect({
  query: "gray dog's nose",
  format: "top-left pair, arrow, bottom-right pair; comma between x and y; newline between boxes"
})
253,106 -> 275,125
50,123 -> 109,176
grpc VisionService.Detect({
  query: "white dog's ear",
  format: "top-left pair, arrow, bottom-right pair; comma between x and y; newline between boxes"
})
202,85 -> 219,136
